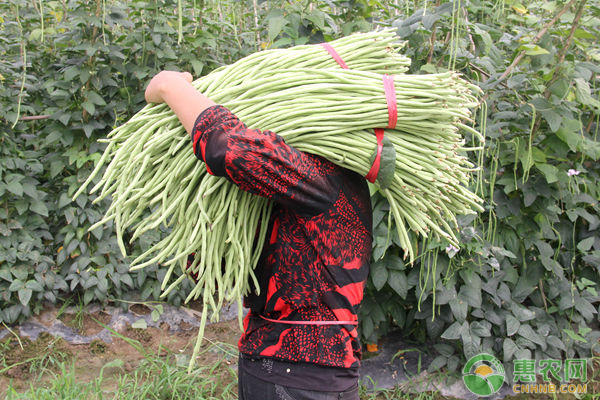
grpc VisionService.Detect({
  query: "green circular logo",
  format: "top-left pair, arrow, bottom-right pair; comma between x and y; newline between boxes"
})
462,354 -> 506,396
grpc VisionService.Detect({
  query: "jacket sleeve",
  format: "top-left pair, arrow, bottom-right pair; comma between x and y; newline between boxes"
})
191,105 -> 341,216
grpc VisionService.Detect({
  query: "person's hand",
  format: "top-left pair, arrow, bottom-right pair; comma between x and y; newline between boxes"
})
145,71 -> 193,104
143,70 -> 216,134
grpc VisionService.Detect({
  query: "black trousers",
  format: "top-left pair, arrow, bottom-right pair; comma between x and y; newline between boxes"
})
238,365 -> 360,400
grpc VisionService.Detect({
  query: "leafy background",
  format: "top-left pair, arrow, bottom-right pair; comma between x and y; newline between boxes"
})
0,0 -> 598,382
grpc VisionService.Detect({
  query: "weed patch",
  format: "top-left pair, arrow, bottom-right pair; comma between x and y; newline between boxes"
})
0,332 -> 72,380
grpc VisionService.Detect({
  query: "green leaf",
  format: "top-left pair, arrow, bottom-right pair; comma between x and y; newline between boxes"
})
461,325 -> 480,359
22,183 -> 37,198
385,254 -> 405,271
371,261 -> 388,291
97,277 -> 108,293
83,290 -> 94,305
82,101 -> 95,115
0,268 -> 12,282
58,193 -> 72,209
432,275 -> 454,298
536,163 -> 559,183
18,288 -> 32,306
441,321 -> 463,340
518,44 -> 550,55
472,24 -> 493,54
577,237 -> 595,252
362,316 -> 374,339
511,302 -> 536,321
422,14 -> 441,30
459,284 -> 482,308
63,66 -> 78,81
574,297 -> 596,321
50,160 -> 64,178
30,200 -> 49,217
503,338 -> 518,361
518,324 -> 546,349
548,77 -> 569,98
540,256 -> 564,278
556,126 -> 583,153
491,246 -> 516,259
568,208 -> 600,229
535,240 -> 553,258
506,315 -> 520,336
190,60 -> 204,76
387,270 -> 408,299
547,335 -> 566,351
427,355 -> 447,372
449,298 -> 467,322
91,225 -> 103,241
86,90 -> 106,106
447,356 -> 460,372
574,78 -> 600,109
120,274 -> 134,288
12,267 -> 28,281
0,223 -> 10,236
306,10 -> 325,30
470,321 -> 491,337
563,329 -> 586,343
6,180 -> 23,196
374,136 -> 396,190
530,97 -> 552,111
9,280 -> 23,292
25,280 -> 44,292
372,236 -> 387,260
433,343 -> 455,357
83,276 -> 99,289
541,110 -> 562,132
267,10 -> 287,42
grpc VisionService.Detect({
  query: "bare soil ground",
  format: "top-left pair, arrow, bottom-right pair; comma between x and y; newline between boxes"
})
0,307 -> 241,397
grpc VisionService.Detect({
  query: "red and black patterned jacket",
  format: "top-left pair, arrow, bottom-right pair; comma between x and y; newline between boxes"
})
191,105 -> 372,370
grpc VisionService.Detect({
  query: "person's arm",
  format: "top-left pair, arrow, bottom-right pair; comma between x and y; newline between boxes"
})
146,70 -> 342,216
144,71 -> 215,134
191,105 -> 343,216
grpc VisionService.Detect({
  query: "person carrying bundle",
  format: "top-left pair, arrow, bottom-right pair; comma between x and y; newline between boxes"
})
145,70 -> 372,400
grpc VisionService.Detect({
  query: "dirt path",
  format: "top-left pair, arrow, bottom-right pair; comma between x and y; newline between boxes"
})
0,303 -> 242,396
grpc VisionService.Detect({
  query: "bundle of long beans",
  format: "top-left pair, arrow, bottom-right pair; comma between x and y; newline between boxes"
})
75,29 -> 483,371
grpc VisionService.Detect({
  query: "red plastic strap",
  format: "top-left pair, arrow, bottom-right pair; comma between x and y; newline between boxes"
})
260,314 -> 358,326
320,43 -> 349,69
319,42 -> 391,184
383,74 -> 397,129
365,128 -> 385,184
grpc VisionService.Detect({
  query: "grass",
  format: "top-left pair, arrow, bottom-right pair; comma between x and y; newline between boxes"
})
0,321 -> 440,400
2,320 -> 597,400
2,335 -> 238,400
5,350 -> 599,400
3,353 -> 238,400
55,295 -> 86,334
4,363 -> 103,400
2,355 -> 438,400
0,332 -> 72,380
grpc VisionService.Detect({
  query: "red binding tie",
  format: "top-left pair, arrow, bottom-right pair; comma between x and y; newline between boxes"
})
320,43 -> 349,69
260,314 -> 358,326
320,43 -> 397,184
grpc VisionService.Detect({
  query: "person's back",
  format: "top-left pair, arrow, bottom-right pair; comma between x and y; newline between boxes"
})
146,71 -> 372,400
